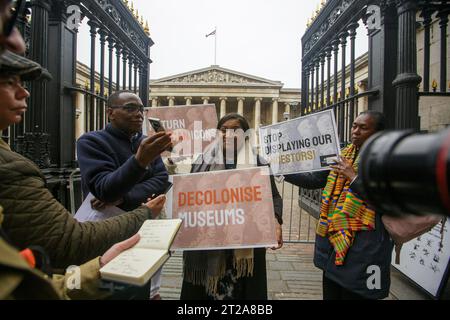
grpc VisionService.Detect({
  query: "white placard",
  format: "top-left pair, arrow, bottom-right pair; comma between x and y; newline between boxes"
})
393,219 -> 450,298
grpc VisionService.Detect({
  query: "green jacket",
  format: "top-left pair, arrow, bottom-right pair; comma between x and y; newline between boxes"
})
0,139 -> 151,269
0,206 -> 108,300
0,236 -> 61,299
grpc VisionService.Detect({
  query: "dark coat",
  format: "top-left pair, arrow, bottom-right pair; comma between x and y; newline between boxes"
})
284,171 -> 393,299
77,124 -> 169,211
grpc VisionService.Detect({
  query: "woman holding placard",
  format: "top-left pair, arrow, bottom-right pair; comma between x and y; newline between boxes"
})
180,113 -> 283,300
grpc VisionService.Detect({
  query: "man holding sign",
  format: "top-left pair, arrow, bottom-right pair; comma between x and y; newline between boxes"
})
77,91 -> 172,211
77,91 -> 172,300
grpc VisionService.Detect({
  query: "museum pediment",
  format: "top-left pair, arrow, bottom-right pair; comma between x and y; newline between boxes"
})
151,66 -> 283,87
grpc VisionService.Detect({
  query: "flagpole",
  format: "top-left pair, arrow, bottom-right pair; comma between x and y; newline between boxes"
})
214,26 -> 217,65
206,28 -> 217,65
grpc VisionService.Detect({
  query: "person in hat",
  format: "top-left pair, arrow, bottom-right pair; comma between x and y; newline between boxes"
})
0,50 -> 51,128
0,1 -> 171,300
0,2 -> 165,299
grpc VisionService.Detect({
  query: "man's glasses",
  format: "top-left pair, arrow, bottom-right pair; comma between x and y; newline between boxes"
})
3,0 -> 25,37
109,104 -> 145,114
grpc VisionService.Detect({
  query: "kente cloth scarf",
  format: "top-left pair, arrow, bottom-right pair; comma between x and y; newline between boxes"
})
183,138 -> 257,296
316,144 -> 376,266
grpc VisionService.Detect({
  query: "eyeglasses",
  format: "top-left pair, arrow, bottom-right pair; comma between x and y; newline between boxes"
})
3,0 -> 25,37
109,103 -> 145,113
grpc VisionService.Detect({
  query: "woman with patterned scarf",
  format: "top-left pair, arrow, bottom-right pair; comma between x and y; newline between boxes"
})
180,113 -> 283,300
285,111 -> 394,300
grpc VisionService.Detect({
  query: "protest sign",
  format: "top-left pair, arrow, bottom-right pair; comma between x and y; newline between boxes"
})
259,109 -> 340,175
165,167 -> 278,251
145,104 -> 218,158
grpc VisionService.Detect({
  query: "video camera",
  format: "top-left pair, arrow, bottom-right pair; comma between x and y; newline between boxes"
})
358,127 -> 450,217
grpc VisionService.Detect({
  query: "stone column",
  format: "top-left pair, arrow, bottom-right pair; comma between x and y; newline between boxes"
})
220,97 -> 227,118
254,98 -> 262,130
75,92 -> 85,139
185,97 -> 192,105
151,97 -> 158,108
168,97 -> 175,107
254,98 -> 262,142
357,80 -> 368,113
202,97 -> 210,105
237,97 -> 245,115
272,98 -> 279,124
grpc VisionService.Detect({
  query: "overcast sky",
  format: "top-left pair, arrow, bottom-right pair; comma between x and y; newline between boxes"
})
77,0 -> 368,88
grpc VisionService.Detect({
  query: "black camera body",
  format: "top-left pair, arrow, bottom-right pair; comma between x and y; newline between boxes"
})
358,128 -> 450,217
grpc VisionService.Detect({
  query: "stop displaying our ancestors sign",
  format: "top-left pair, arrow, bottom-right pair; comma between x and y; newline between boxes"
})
259,109 -> 340,175
165,167 -> 278,251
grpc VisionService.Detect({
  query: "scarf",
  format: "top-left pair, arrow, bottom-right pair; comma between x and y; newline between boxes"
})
183,137 -> 257,296
316,144 -> 376,265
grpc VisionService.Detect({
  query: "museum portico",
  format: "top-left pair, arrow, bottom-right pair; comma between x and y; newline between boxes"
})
149,65 -> 301,131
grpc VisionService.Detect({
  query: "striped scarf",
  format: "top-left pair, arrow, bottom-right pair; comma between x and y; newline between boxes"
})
316,144 -> 376,265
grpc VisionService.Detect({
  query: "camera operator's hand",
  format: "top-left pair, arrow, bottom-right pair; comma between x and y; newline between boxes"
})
135,132 -> 172,168
143,194 -> 166,219
331,156 -> 356,181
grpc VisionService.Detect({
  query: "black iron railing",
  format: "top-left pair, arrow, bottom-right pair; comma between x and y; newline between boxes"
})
65,85 -> 109,133
299,0 -> 449,220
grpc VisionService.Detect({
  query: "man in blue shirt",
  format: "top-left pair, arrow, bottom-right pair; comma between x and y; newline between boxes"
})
77,91 -> 172,211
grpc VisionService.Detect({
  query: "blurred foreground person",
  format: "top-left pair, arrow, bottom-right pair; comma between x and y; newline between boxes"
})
0,0 -> 166,299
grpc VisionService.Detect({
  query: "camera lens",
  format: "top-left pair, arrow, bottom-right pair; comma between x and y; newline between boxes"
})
358,128 -> 450,217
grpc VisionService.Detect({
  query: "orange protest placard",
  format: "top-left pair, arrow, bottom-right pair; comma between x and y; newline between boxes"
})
146,104 -> 218,158
166,167 -> 278,251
